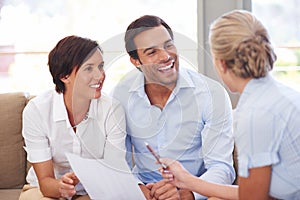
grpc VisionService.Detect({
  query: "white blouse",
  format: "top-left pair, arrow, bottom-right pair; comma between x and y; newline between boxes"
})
22,90 -> 127,194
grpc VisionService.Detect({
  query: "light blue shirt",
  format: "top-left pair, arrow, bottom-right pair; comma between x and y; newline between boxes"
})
234,75 -> 300,199
112,67 -> 235,198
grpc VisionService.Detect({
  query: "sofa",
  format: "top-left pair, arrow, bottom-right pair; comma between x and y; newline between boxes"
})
0,92 -> 239,200
0,92 -> 31,200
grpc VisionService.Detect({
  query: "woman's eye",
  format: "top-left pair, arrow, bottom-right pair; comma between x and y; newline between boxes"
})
85,66 -> 93,71
98,64 -> 104,70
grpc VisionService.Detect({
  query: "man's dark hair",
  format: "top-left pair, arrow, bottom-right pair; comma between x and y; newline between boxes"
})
48,35 -> 102,93
124,15 -> 174,60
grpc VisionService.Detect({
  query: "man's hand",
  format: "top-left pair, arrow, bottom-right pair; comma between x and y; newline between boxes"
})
178,189 -> 195,200
139,184 -> 157,200
147,179 -> 180,200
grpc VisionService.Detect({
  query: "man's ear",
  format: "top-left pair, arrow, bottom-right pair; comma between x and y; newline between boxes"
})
130,57 -> 141,69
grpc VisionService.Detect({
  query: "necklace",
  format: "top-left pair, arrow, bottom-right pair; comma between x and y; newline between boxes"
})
72,112 -> 89,128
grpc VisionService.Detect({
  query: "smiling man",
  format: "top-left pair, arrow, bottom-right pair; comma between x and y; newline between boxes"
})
112,15 -> 235,200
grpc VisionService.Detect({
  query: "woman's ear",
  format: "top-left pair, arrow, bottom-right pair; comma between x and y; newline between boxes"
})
60,75 -> 70,84
218,59 -> 228,73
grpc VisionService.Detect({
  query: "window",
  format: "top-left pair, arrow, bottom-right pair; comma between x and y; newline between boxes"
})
0,0 -> 197,94
252,0 -> 300,91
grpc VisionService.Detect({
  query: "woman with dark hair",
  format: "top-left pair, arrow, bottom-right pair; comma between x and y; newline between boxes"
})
19,35 -> 127,200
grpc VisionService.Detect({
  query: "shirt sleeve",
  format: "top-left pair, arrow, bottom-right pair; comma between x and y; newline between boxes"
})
125,134 -> 134,169
103,100 -> 128,171
194,86 -> 236,199
22,101 -> 52,163
235,109 -> 282,178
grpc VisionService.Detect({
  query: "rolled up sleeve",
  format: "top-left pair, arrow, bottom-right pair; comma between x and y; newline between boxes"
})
22,102 -> 51,163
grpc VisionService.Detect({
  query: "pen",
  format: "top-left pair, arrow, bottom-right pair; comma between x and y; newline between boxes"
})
145,142 -> 168,169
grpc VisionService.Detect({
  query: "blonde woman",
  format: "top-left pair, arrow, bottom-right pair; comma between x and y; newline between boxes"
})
160,10 -> 300,200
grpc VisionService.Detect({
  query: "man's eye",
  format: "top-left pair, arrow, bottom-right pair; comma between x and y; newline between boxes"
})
165,43 -> 174,49
147,50 -> 156,56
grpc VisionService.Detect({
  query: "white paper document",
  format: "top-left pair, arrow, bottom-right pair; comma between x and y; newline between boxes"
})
66,153 -> 146,200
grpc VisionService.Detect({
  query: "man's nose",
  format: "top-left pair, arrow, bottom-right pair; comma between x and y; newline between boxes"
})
158,49 -> 171,62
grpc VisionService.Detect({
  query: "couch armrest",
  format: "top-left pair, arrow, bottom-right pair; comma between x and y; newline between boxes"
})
0,92 -> 29,189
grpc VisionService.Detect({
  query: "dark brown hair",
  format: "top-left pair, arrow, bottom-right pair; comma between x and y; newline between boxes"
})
48,35 -> 102,93
124,15 -> 173,60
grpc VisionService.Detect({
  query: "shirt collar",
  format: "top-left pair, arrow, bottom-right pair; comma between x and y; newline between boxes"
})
88,98 -> 97,119
237,74 -> 273,108
53,91 -> 68,122
128,66 -> 195,96
176,67 -> 195,89
53,91 -> 97,122
128,70 -> 145,97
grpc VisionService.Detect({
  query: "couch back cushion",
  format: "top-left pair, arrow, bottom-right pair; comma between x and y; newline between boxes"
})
0,92 -> 28,189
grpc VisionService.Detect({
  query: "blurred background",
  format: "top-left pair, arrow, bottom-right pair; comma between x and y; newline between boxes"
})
0,0 -> 299,100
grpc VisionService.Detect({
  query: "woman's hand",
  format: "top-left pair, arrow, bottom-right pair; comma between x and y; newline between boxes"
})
159,158 -> 193,190
58,172 -> 79,198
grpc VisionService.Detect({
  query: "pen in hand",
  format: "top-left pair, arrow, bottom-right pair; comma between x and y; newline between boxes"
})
145,142 -> 168,169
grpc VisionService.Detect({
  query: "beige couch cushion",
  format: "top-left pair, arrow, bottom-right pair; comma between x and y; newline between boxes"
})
0,189 -> 21,200
0,93 -> 28,189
